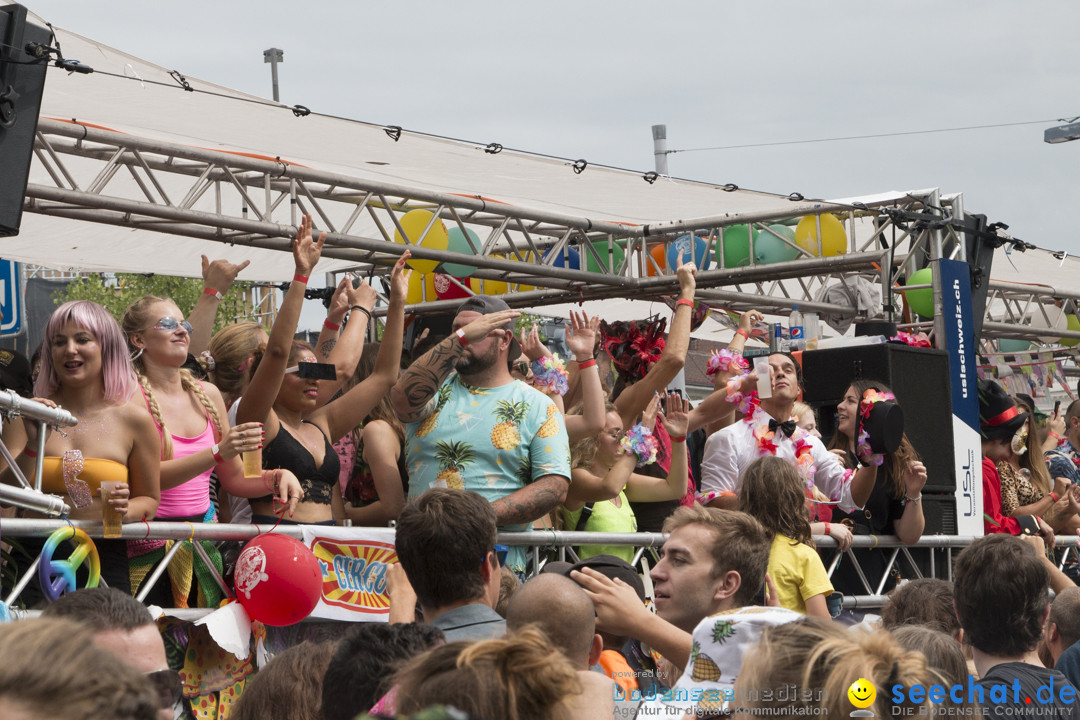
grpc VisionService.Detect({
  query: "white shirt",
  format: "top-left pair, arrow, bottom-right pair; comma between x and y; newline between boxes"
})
700,405 -> 859,512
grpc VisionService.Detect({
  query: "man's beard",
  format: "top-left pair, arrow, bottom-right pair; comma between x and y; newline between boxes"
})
455,343 -> 499,376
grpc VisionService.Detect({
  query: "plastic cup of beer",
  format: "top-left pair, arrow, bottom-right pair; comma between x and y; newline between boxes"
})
242,448 -> 263,479
752,356 -> 773,399
99,481 -> 123,538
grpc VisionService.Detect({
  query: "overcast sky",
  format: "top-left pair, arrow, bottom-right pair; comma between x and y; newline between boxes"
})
24,0 -> 1080,258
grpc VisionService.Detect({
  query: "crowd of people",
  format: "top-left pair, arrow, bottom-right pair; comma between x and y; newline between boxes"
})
2,216 -> 1080,718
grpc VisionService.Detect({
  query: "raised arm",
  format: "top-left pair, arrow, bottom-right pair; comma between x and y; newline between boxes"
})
236,214 -> 324,427
188,256 -> 250,356
563,311 -> 605,442
315,278 -> 348,362
319,257 -> 409,443
390,308 -> 520,424
614,261 -> 696,426
315,278 -> 377,407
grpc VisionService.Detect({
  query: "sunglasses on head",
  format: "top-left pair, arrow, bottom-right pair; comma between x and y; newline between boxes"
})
146,668 -> 183,710
150,317 -> 193,335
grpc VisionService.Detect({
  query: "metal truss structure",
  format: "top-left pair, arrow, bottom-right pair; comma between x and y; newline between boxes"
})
3,518 -> 1079,614
23,118 -> 1080,348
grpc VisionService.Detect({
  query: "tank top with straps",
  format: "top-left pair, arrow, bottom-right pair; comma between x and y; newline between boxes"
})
257,421 -> 339,505
139,384 -> 217,518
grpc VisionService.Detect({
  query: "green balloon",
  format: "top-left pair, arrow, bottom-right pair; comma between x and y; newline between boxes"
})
997,338 -> 1031,353
718,224 -> 755,268
905,268 -> 935,318
442,227 -> 479,277
754,225 -> 800,265
584,239 -> 625,274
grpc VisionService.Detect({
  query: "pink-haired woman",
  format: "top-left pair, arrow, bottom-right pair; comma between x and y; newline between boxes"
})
2,300 -> 161,593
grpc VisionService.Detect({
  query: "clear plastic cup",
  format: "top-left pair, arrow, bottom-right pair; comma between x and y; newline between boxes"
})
242,448 -> 263,479
99,481 -> 123,538
752,356 -> 772,399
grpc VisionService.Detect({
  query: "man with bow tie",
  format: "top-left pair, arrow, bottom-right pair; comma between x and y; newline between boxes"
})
698,352 -> 877,513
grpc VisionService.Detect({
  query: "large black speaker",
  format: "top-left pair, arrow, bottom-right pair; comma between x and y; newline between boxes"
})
802,343 -> 956,494
0,5 -> 50,237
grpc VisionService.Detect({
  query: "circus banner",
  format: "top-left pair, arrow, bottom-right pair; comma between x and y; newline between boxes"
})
300,526 -> 398,622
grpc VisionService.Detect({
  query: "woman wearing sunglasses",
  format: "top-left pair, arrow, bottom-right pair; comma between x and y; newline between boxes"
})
121,297 -> 304,606
236,215 -> 409,525
1,300 -> 160,595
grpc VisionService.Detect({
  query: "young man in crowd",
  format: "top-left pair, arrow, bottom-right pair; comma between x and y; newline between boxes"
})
953,534 -> 1078,715
394,488 -> 506,642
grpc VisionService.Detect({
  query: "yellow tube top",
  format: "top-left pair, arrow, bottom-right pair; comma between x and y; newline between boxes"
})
39,457 -> 129,495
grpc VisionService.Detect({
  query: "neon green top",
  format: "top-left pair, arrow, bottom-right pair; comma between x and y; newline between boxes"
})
561,490 -> 638,563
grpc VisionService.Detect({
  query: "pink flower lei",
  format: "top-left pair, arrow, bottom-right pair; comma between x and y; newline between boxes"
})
706,348 -> 750,378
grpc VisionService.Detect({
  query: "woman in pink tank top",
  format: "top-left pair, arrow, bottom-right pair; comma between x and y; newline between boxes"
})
122,294 -> 304,606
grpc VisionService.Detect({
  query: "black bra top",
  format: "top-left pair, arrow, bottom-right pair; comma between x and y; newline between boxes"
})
256,421 -> 340,506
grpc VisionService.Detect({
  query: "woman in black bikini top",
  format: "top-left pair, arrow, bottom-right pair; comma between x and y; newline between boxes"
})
236,214 -> 410,525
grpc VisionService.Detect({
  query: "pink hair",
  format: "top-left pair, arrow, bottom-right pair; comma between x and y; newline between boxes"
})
35,301 -> 136,404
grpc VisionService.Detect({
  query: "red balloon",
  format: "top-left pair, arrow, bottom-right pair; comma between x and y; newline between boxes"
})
433,273 -> 470,300
233,534 -> 322,626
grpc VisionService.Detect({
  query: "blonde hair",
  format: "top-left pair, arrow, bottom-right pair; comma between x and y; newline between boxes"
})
203,321 -> 265,405
121,295 -> 223,460
735,618 -> 936,717
394,626 -> 580,720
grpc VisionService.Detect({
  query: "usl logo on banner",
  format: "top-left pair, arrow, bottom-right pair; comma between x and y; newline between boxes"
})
303,527 -> 399,620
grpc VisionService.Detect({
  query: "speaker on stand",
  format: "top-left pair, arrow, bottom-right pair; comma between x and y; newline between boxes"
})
0,4 -> 51,237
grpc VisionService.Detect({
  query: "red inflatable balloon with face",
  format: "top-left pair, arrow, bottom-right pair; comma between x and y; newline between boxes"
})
233,534 -> 321,626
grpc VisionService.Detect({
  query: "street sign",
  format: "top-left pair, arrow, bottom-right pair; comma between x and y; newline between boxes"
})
0,260 -> 23,335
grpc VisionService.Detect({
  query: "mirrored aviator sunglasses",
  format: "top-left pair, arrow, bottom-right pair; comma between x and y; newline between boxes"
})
146,668 -> 183,709
154,316 -> 194,335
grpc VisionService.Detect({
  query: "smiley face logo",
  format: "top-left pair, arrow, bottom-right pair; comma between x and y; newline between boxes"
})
847,678 -> 876,709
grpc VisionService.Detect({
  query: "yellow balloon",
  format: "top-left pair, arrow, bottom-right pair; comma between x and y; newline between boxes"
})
795,214 -> 847,257
394,209 -> 449,275
405,268 -> 437,304
469,254 -> 509,295
513,250 -> 538,293
1063,314 -> 1080,348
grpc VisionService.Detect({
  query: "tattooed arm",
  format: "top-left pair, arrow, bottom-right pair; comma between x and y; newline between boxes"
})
390,309 -> 520,424
490,474 -> 569,526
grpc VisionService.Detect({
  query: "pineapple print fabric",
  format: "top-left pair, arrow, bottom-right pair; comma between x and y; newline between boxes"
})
641,606 -> 802,717
406,375 -> 571,571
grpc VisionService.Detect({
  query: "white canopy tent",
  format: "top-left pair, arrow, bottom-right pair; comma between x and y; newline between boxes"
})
4,5 -> 1080,348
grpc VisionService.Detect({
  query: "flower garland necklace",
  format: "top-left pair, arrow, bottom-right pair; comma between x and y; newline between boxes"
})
726,380 -> 820,493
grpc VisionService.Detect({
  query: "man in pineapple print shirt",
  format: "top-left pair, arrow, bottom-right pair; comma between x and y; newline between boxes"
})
391,295 -> 571,574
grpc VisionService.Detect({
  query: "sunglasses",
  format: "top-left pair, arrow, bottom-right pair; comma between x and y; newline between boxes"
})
146,668 -> 183,710
485,544 -> 509,568
150,317 -> 193,335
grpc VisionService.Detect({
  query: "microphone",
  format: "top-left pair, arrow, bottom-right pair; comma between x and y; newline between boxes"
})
0,390 -> 78,428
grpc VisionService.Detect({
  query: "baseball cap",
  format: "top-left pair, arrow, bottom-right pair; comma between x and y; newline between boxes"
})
455,295 -> 521,360
543,554 -> 647,603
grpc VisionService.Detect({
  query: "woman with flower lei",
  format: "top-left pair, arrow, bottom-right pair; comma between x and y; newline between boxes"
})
561,391 -> 692,562
826,379 -> 927,596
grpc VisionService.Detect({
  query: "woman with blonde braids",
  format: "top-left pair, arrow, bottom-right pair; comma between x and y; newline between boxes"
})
733,618 -> 944,718
122,295 -> 302,605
